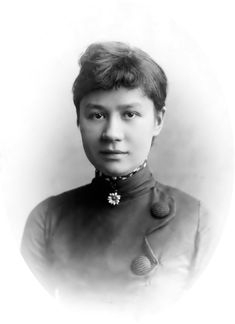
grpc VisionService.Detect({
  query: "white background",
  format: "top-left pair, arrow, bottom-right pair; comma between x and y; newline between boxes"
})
0,0 -> 235,323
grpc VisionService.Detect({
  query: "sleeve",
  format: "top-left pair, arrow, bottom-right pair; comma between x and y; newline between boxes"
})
20,198 -> 55,293
190,201 -> 219,281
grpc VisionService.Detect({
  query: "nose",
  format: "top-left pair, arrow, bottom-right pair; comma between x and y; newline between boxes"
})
101,116 -> 124,142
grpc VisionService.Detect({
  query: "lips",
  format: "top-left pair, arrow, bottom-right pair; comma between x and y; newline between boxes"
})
100,150 -> 128,155
100,150 -> 127,154
99,150 -> 128,160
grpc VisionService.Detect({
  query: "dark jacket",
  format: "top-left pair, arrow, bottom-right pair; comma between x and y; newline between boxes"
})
21,166 -> 214,305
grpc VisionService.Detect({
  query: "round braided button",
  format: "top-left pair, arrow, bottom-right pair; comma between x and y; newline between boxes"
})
130,255 -> 153,276
151,201 -> 170,218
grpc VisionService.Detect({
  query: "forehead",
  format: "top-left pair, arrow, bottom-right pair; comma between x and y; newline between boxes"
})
80,87 -> 153,110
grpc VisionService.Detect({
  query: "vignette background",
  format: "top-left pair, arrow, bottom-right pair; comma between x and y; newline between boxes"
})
0,0 -> 234,323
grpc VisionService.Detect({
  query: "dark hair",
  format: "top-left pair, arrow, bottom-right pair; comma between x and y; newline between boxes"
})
72,41 -> 167,120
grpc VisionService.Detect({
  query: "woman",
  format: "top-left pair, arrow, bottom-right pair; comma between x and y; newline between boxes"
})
21,41 -> 213,306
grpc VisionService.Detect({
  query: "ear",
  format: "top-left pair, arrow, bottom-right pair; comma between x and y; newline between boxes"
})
76,108 -> 80,127
153,107 -> 165,136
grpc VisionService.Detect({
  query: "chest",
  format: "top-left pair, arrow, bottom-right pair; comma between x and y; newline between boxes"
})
46,194 -> 196,295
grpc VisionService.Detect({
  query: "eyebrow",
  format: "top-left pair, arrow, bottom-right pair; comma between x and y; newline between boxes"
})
85,103 -> 105,110
84,103 -> 142,110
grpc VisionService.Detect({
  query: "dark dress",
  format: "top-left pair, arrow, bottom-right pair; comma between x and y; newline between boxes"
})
21,165 -> 214,306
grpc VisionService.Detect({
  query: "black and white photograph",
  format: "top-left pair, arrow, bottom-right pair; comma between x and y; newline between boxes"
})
0,1 -> 234,323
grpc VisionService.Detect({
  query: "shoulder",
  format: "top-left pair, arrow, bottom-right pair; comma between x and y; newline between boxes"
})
154,181 -> 214,236
159,181 -> 199,204
156,181 -> 201,221
21,184 -> 91,249
20,183 -> 92,282
149,181 -> 215,277
46,183 -> 91,209
32,183 -> 91,216
159,183 -> 213,232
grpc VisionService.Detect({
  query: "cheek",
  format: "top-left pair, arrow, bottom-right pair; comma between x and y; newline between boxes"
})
80,124 -> 100,143
135,122 -> 155,142
134,125 -> 155,152
80,131 -> 95,156
138,136 -> 153,151
131,131 -> 153,156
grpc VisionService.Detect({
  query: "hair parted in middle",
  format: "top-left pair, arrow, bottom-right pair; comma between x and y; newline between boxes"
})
72,41 -> 168,122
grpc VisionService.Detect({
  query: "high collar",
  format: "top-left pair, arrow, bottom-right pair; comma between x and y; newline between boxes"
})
91,164 -> 156,202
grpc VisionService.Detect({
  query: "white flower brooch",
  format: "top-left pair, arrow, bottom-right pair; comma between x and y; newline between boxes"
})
107,192 -> 121,205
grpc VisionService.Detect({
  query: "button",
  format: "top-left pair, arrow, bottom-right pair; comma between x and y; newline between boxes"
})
151,201 -> 170,218
130,255 -> 153,276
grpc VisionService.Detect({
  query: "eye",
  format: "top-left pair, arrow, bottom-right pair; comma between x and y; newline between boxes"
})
123,111 -> 139,119
89,112 -> 105,120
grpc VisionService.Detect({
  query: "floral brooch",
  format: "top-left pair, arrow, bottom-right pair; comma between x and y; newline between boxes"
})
107,191 -> 121,205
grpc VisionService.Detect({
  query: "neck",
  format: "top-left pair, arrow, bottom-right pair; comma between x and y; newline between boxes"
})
96,160 -> 147,181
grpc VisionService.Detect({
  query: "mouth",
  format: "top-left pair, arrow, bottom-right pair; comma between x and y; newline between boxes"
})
100,150 -> 128,155
99,150 -> 128,159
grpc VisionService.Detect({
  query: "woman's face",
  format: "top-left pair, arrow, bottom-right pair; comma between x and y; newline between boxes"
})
79,87 -> 164,176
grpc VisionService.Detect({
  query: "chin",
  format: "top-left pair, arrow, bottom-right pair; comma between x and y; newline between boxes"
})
97,163 -> 131,177
101,168 -> 127,177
